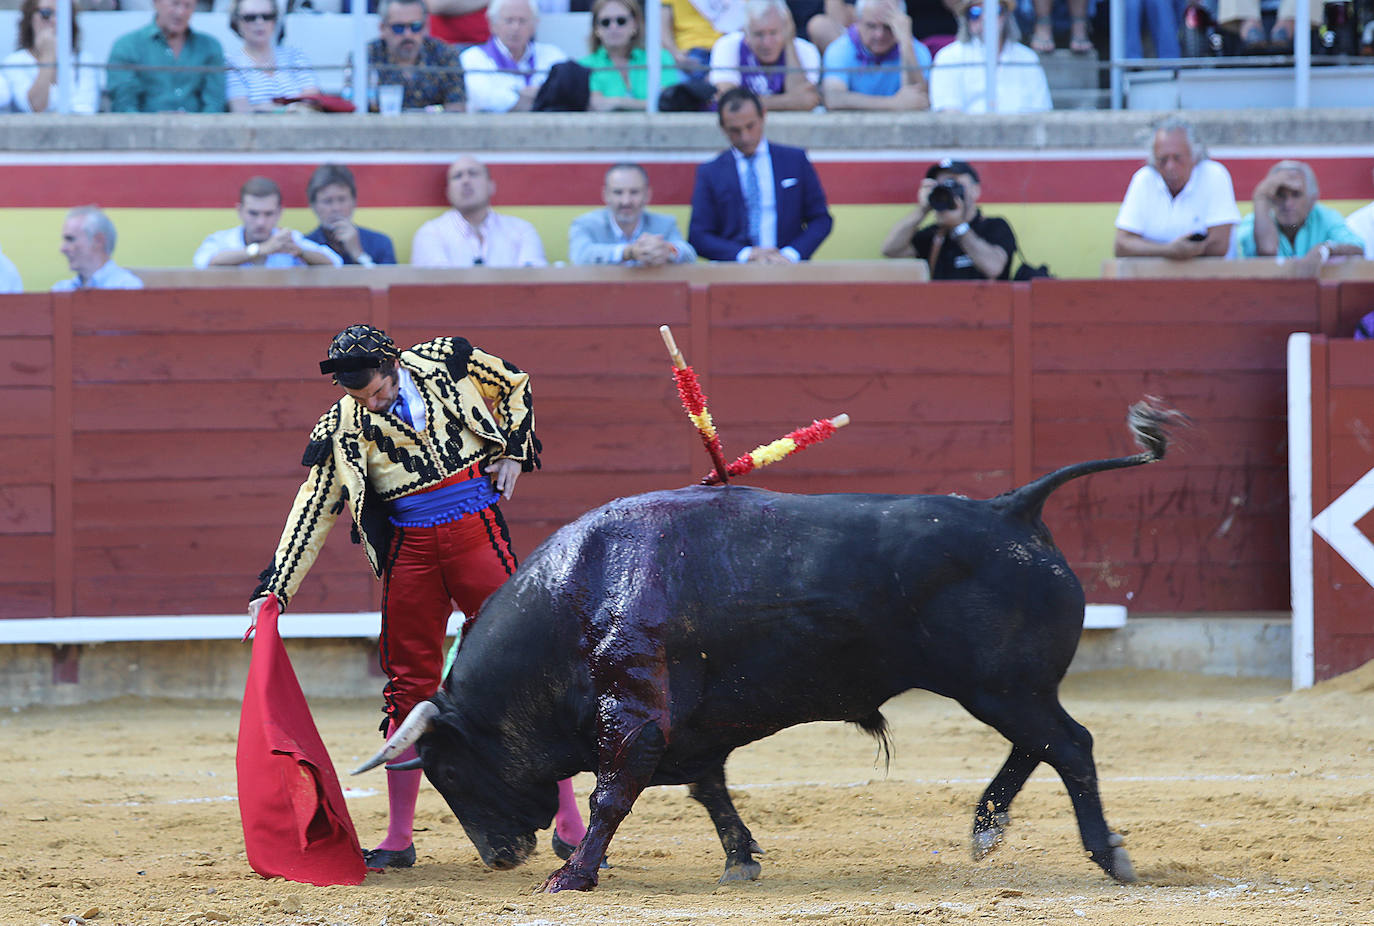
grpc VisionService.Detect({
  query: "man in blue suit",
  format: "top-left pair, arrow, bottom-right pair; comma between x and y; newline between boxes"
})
569,164 -> 698,265
688,86 -> 833,263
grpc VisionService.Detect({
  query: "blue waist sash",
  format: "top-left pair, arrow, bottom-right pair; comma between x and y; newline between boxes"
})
388,476 -> 501,527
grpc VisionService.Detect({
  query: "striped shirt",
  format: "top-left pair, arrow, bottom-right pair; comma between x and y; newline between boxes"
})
225,44 -> 319,106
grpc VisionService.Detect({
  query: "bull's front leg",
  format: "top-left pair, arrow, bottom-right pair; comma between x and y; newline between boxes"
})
541,721 -> 669,893
689,764 -> 763,883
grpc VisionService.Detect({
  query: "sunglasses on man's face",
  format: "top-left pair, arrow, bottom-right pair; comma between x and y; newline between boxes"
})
36,8 -> 57,19
387,20 -> 425,33
598,14 -> 629,26
239,11 -> 278,22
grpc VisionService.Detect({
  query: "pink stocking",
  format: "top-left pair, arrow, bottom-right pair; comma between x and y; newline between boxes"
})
553,777 -> 587,844
377,741 -> 422,851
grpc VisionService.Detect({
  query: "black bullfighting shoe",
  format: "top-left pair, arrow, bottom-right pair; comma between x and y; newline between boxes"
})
551,832 -> 611,868
363,843 -> 416,870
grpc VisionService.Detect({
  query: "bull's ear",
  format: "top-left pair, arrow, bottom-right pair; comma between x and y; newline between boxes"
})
351,702 -> 438,775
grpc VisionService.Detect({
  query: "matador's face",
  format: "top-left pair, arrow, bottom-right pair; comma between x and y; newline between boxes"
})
344,370 -> 400,414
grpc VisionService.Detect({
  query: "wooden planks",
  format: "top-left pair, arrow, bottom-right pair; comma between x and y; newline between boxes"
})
4,275 -> 1371,621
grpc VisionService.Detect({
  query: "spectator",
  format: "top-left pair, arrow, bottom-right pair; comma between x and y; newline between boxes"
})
578,0 -> 684,110
106,0 -> 226,112
1217,0 -> 1319,51
820,0 -> 931,111
880,157 -> 1015,280
1121,0 -> 1178,59
1114,118 -> 1239,260
1236,161 -> 1365,264
193,176 -> 343,268
0,245 -> 21,293
53,206 -> 144,291
1346,168 -> 1374,261
459,0 -> 569,112
569,163 -> 697,265
411,156 -> 548,267
810,0 -> 958,55
928,0 -> 1050,114
224,0 -> 321,112
305,164 -> 397,267
688,86 -> 831,263
2,0 -> 102,114
1029,0 -> 1092,53
356,0 -> 466,112
709,0 -> 822,111
661,0 -> 746,70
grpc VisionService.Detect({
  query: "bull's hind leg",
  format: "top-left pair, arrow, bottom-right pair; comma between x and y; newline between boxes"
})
964,691 -> 1135,883
689,763 -> 764,883
971,746 -> 1039,861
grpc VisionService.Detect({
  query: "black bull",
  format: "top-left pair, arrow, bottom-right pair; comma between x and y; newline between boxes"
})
359,401 -> 1174,892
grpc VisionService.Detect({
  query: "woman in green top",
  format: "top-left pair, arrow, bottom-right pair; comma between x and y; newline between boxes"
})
578,0 -> 684,110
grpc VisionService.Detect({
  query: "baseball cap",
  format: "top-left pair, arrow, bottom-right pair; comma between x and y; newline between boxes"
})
926,158 -> 980,182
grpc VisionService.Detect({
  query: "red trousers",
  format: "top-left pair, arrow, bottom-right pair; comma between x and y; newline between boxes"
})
379,505 -> 516,725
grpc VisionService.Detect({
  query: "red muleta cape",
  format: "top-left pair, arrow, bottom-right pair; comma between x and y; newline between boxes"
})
237,594 -> 367,886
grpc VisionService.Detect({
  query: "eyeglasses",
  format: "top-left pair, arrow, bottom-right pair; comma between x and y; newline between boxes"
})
597,14 -> 629,26
36,7 -> 56,18
387,20 -> 425,33
239,11 -> 278,22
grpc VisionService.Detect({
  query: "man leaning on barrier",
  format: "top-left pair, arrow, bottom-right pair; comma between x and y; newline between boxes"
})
569,163 -> 697,266
1237,161 -> 1365,267
193,176 -> 343,269
1113,118 -> 1240,261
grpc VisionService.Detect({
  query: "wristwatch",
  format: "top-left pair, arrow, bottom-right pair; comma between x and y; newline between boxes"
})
952,222 -> 971,239
246,242 -> 261,259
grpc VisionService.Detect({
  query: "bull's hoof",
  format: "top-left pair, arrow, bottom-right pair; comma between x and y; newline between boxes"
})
718,859 -> 762,883
1107,832 -> 1136,883
971,811 -> 1010,861
551,832 -> 611,869
541,866 -> 599,893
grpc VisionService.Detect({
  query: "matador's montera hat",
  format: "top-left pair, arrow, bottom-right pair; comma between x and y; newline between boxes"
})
318,323 -> 401,376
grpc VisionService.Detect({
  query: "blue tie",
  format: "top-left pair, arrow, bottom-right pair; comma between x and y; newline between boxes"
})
744,155 -> 762,246
392,399 -> 414,427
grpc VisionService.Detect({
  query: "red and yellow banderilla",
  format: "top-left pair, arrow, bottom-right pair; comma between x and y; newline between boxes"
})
660,325 -> 733,483
659,325 -> 849,486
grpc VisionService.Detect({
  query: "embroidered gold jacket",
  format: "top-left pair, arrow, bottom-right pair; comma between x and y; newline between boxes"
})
253,337 -> 539,609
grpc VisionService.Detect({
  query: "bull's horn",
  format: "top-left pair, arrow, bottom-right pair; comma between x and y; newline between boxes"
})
351,701 -> 438,775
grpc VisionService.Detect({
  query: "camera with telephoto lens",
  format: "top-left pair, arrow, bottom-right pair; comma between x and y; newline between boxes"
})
928,179 -> 965,212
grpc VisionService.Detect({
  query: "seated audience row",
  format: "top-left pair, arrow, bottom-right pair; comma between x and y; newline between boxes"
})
4,110 -> 1369,296
1113,117 -> 1367,267
1,0 -> 1050,113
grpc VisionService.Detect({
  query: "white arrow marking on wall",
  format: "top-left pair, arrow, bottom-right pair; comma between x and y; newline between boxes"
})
1312,466 -> 1374,590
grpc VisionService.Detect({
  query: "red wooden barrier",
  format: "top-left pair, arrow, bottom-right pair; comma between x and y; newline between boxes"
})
2,276 -> 1357,622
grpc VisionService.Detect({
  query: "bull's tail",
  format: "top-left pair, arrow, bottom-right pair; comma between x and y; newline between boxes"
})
999,397 -> 1184,523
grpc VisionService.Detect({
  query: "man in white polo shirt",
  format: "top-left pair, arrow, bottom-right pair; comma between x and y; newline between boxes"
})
1113,117 -> 1240,261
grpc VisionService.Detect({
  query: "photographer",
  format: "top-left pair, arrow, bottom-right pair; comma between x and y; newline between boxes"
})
881,158 -> 1015,280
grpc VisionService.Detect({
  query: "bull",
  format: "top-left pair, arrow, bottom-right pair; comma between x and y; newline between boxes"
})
358,400 -> 1175,892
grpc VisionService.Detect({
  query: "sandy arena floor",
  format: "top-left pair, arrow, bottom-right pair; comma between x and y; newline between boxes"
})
2,666 -> 1373,926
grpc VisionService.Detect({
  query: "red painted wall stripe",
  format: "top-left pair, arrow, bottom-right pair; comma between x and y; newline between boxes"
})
3,156 -> 1371,209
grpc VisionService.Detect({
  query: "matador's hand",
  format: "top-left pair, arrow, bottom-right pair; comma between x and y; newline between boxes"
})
487,458 -> 523,500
